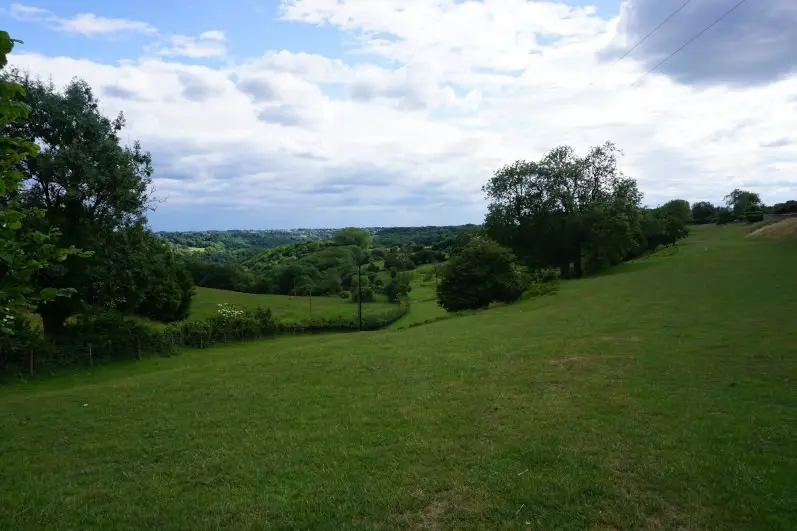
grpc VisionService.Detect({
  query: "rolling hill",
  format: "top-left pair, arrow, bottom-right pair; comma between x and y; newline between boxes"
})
2,224 -> 795,530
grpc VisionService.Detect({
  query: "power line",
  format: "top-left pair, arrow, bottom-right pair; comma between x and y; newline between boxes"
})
611,0 -> 695,67
576,0 -> 694,95
629,0 -> 751,87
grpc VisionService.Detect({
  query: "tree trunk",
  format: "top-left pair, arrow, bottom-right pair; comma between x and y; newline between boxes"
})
38,301 -> 71,338
573,244 -> 584,278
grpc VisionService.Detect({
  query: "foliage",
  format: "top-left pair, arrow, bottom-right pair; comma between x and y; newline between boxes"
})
436,237 -> 526,312
383,251 -> 415,271
159,228 -> 340,263
715,207 -> 736,225
657,199 -> 691,243
372,225 -> 477,247
691,201 -> 716,224
333,227 -> 372,248
745,210 -> 764,223
385,271 -> 412,303
350,275 -> 375,303
2,71 -> 156,336
772,200 -> 797,215
484,142 -> 642,278
0,33 -> 84,335
724,188 -> 762,217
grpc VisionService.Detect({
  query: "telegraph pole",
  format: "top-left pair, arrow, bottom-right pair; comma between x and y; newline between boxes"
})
357,260 -> 363,331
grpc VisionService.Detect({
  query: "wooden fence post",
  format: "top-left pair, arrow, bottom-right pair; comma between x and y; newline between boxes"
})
88,343 -> 93,367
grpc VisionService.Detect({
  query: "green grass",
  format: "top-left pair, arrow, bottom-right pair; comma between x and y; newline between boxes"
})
2,225 -> 796,529
190,286 -> 397,325
388,279 -> 450,330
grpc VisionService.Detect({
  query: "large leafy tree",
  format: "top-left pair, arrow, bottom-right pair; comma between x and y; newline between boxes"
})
724,189 -> 762,217
484,142 -> 642,278
2,71 -> 188,335
0,33 -> 84,334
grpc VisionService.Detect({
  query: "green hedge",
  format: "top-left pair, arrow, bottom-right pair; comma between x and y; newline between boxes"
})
1,302 -> 410,380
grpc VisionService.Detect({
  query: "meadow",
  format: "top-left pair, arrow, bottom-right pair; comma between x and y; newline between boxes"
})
189,286 -> 398,326
1,224 -> 795,529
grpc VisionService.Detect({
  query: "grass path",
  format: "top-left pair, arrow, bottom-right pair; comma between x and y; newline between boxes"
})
1,225 -> 796,529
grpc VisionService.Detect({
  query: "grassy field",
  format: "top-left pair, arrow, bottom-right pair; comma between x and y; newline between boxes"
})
2,224 -> 796,529
191,286 -> 398,325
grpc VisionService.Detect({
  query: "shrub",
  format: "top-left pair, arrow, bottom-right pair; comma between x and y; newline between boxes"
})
351,285 -> 375,303
715,208 -> 736,225
745,210 -> 764,223
436,238 -> 526,312
339,290 -> 351,300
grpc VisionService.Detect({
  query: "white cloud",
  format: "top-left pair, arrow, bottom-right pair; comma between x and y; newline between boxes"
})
199,30 -> 226,41
158,32 -> 228,59
9,3 -> 156,35
7,0 -> 797,229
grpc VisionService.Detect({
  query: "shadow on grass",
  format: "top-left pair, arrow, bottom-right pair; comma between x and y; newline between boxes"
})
590,259 -> 658,278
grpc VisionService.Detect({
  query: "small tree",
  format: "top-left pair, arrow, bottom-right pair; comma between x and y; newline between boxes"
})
334,227 -> 372,248
436,238 -> 525,312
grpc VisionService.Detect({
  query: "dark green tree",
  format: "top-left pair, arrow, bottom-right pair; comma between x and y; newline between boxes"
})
691,201 -> 716,224
334,227 -> 372,248
715,207 -> 736,225
484,142 -> 642,278
724,189 -> 761,218
131,229 -> 194,322
385,271 -> 412,303
436,238 -> 525,312
2,72 -> 155,336
0,33 -> 84,334
658,199 -> 690,244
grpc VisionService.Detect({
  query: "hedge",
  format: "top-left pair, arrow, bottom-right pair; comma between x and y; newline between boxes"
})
0,301 -> 410,380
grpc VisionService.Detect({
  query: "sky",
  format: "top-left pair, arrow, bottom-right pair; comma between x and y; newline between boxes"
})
3,0 -> 797,231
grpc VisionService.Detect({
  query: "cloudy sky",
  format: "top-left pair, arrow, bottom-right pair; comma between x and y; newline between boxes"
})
3,0 -> 797,230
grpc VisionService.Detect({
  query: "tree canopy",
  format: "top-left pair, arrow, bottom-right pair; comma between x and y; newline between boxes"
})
724,189 -> 762,217
484,142 -> 643,277
1,71 -> 191,335
0,33 -> 84,334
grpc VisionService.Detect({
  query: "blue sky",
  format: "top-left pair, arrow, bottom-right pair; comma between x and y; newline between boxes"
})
4,0 -> 797,230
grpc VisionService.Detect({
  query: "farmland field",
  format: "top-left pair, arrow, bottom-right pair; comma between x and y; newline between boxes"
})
190,286 -> 398,325
1,224 -> 796,529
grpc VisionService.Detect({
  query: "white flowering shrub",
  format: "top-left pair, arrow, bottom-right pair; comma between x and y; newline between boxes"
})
216,303 -> 245,321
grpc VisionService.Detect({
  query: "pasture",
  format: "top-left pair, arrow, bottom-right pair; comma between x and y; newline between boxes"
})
190,286 -> 398,325
1,224 -> 795,530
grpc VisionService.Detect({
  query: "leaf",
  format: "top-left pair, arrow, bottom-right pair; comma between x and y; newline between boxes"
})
40,287 -> 58,300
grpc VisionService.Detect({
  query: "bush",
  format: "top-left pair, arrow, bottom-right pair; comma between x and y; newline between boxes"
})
745,210 -> 764,223
436,238 -> 526,312
339,290 -> 351,300
351,285 -> 375,303
715,208 -> 736,225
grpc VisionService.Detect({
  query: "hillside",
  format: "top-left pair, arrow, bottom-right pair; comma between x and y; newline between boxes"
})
1,225 -> 796,529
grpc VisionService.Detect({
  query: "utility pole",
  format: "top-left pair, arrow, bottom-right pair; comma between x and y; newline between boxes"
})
357,260 -> 363,331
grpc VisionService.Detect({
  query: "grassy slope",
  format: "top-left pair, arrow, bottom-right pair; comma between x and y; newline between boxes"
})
191,286 -> 396,325
2,225 -> 796,530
